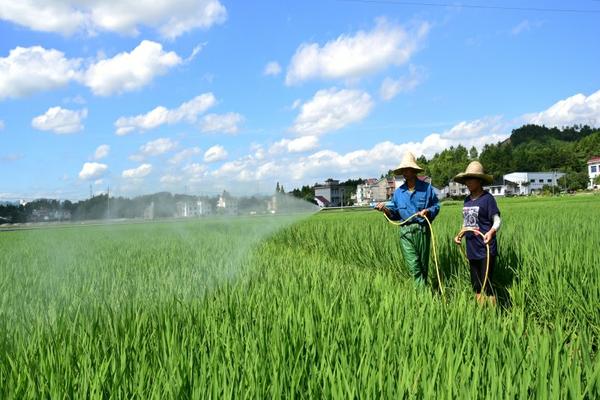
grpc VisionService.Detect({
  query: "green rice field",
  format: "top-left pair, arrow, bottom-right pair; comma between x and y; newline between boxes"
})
1,195 -> 599,398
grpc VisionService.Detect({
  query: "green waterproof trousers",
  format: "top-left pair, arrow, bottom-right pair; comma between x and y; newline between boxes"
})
398,223 -> 431,287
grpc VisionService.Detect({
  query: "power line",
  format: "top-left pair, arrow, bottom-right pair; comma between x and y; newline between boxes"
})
336,0 -> 600,14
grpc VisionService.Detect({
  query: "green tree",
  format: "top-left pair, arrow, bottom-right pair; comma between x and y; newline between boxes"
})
469,146 -> 478,160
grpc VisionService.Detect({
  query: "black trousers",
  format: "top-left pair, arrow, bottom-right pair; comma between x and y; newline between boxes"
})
469,256 -> 496,295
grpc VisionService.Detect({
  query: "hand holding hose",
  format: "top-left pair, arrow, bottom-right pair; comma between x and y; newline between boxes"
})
483,229 -> 496,244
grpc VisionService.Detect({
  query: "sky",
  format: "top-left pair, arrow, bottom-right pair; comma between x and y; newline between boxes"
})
1,0 -> 599,201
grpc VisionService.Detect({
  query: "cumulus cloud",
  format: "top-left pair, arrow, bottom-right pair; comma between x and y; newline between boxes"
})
84,40 -> 182,96
286,18 -> 429,85
115,93 -> 216,135
31,107 -> 87,134
139,138 -> 178,157
182,163 -> 208,182
291,88 -> 373,136
160,174 -> 183,184
204,145 -> 228,162
523,89 -> 600,127
205,114 -> 511,185
79,162 -> 108,180
0,0 -> 227,38
263,61 -> 282,76
169,147 -> 202,164
379,65 -> 425,101
200,112 -> 244,134
269,136 -> 319,154
0,46 -> 81,100
122,164 -> 152,179
93,144 -> 110,160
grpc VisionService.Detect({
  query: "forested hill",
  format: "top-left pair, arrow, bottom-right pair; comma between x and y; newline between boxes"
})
420,124 -> 600,189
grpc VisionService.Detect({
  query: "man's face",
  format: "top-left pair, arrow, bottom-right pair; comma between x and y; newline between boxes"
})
402,168 -> 417,180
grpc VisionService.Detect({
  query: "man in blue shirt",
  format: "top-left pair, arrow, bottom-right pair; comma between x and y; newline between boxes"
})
376,152 -> 440,287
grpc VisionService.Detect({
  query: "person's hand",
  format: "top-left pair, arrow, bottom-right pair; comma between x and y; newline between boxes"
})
453,235 -> 462,245
417,209 -> 428,218
483,229 -> 496,244
374,202 -> 387,211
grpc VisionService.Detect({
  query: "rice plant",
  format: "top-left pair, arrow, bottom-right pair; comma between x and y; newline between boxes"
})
0,196 -> 599,398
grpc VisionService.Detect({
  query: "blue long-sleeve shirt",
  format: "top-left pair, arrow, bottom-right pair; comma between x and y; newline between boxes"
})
387,179 -> 440,225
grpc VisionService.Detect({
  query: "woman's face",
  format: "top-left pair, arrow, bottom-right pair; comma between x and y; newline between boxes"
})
465,178 -> 482,192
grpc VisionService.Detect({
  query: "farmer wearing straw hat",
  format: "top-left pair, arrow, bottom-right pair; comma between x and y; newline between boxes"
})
453,161 -> 501,305
375,152 -> 440,287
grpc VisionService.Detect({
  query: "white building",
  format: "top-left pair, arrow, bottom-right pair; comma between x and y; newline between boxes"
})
355,178 -> 379,206
502,172 -> 564,195
441,181 -> 469,198
176,200 -> 212,217
217,193 -> 238,215
588,157 -> 600,189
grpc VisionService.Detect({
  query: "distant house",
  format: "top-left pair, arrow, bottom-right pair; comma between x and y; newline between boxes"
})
314,195 -> 331,208
217,193 -> 238,215
314,179 -> 349,207
502,172 -> 564,195
442,181 -> 468,198
588,156 -> 600,189
175,200 -> 212,218
355,178 -> 379,206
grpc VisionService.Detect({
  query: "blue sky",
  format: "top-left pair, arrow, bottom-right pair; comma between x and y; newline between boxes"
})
1,0 -> 599,200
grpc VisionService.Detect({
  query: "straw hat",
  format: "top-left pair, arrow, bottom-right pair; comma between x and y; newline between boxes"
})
392,151 -> 424,174
453,161 -> 493,185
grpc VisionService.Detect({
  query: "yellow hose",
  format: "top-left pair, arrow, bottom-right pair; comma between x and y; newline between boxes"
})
456,228 -> 491,298
378,210 -> 444,298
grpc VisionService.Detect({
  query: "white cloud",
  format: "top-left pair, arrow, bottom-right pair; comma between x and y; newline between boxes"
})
93,144 -> 110,160
122,164 -> 152,179
269,136 -> 319,154
84,40 -> 182,96
0,46 -> 81,100
160,174 -> 183,184
139,138 -> 178,157
79,162 -> 108,180
169,147 -> 202,164
200,112 -> 244,134
379,65 -> 425,101
207,115 -> 510,185
524,89 -> 600,127
0,0 -> 227,38
291,88 -> 373,136
264,61 -> 282,76
115,92 -> 216,135
511,19 -> 543,36
182,163 -> 207,182
31,107 -> 87,134
441,116 -> 507,140
204,145 -> 228,162
286,18 -> 429,85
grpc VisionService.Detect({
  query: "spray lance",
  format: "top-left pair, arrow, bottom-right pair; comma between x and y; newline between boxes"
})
371,200 -> 444,298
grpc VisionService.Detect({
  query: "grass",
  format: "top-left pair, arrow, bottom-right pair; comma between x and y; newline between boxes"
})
0,195 -> 599,398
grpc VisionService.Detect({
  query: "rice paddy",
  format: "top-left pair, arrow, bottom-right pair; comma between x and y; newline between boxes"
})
1,195 -> 599,398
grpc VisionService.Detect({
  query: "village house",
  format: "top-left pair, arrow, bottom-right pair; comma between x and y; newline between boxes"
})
314,179 -> 350,207
588,156 -> 600,189
175,200 -> 213,218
